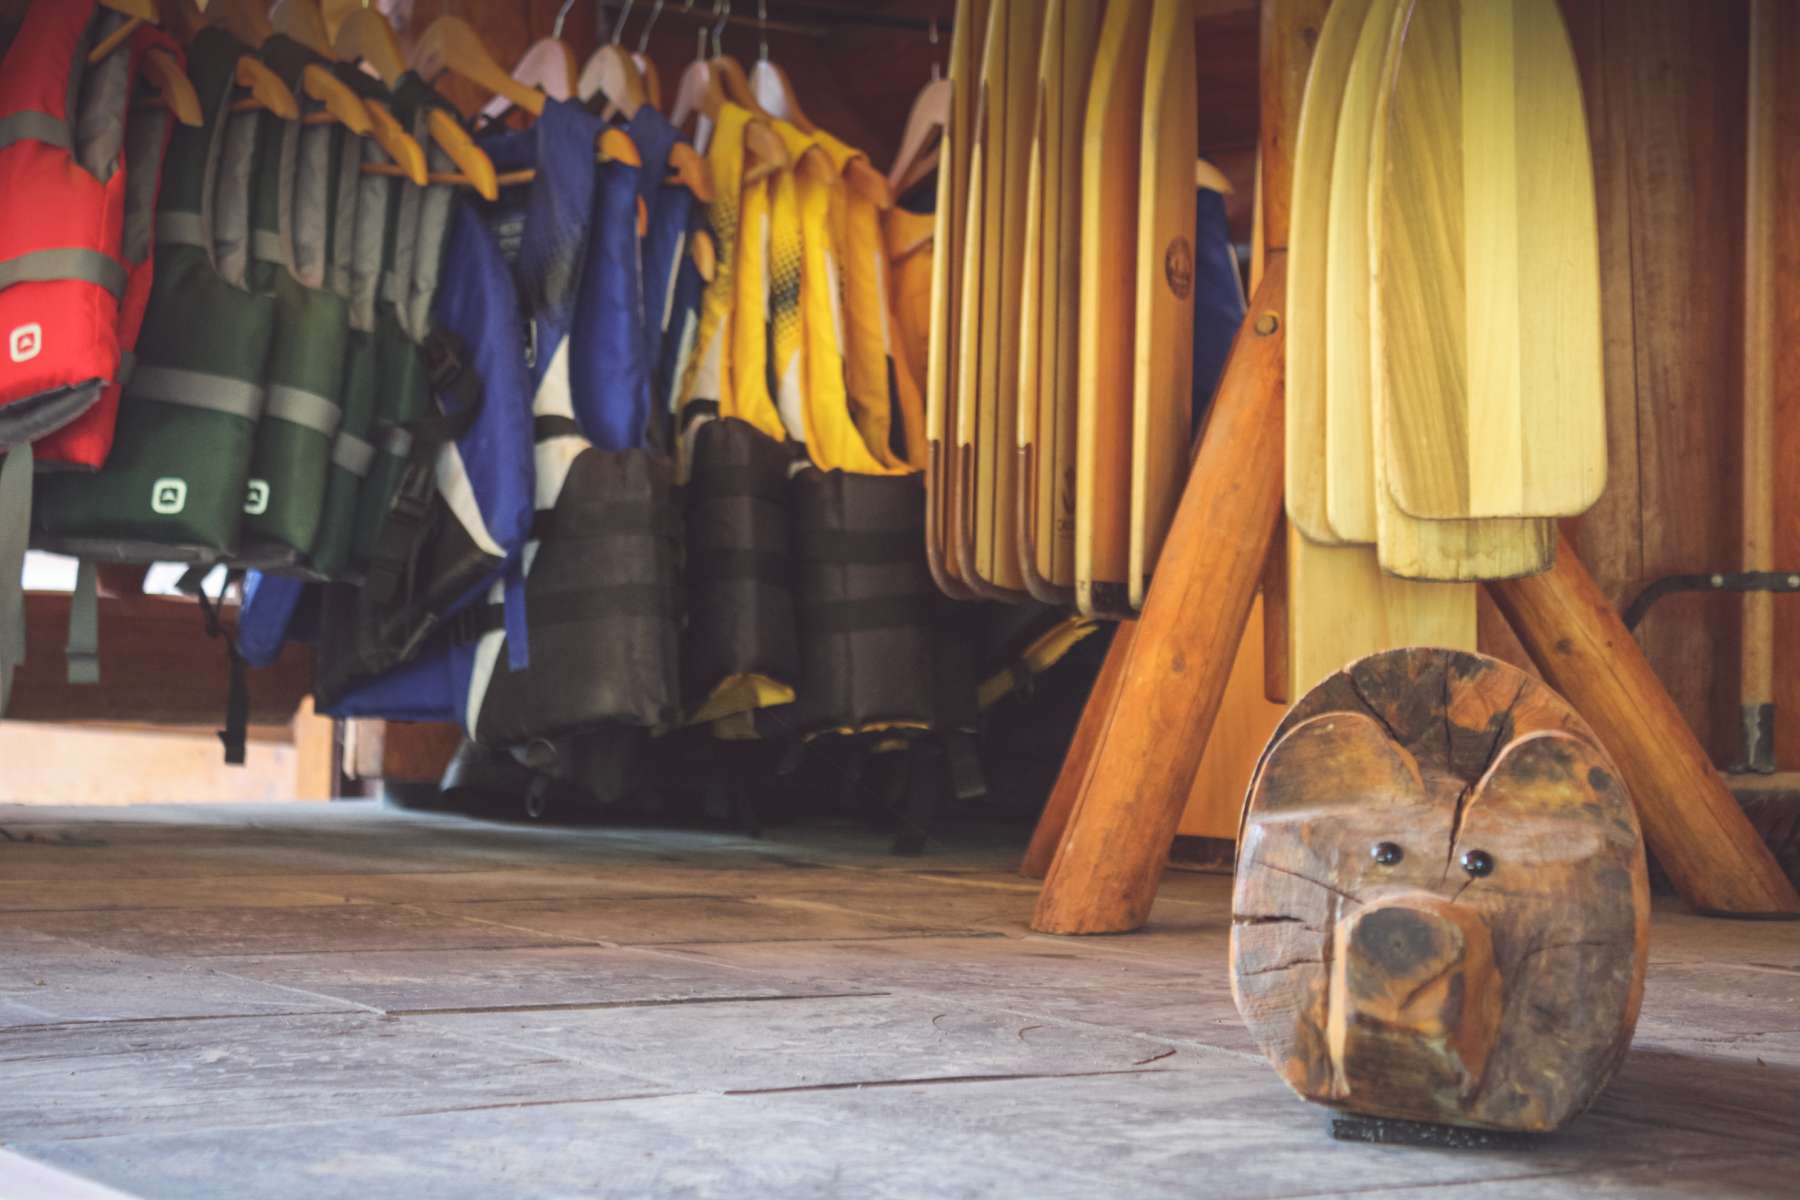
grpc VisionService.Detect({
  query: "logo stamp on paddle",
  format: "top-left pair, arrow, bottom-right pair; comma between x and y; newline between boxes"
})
1163,237 -> 1193,300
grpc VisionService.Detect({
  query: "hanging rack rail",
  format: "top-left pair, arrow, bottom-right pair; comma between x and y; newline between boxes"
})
597,0 -> 950,37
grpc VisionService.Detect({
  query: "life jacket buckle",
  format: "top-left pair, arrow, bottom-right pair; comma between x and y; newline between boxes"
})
420,330 -> 467,396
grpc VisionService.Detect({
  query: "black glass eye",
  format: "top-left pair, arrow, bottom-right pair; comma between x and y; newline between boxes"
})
1371,841 -> 1404,866
1461,849 -> 1495,877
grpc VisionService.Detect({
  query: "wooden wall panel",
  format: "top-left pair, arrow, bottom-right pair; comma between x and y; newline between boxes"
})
1564,0 -> 1751,763
1770,4 -> 1800,768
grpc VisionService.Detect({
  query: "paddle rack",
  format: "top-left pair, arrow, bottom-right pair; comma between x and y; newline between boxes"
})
1020,0 -> 1800,933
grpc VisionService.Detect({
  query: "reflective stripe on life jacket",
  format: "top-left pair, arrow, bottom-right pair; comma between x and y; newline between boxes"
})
0,1 -> 133,448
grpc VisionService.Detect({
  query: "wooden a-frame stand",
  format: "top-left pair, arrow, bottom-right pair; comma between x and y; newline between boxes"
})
1023,0 -> 1800,933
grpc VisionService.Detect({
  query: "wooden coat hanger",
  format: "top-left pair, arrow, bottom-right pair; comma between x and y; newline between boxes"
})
745,16 -> 891,212
299,63 -> 372,133
669,5 -> 715,135
628,0 -> 666,111
139,48 -> 205,126
271,0 -> 333,58
579,0 -> 649,123
91,0 -> 156,63
208,0 -> 274,49
331,7 -> 405,86
410,16 -> 545,117
887,20 -> 947,195
481,39 -> 577,122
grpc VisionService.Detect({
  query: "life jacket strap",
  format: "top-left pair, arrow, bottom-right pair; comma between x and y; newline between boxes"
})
65,560 -> 99,685
0,443 -> 30,717
363,330 -> 481,608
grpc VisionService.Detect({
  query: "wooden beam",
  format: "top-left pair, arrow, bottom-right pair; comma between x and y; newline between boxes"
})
1487,532 -> 1800,916
1020,621 -> 1135,879
1031,262 -> 1287,934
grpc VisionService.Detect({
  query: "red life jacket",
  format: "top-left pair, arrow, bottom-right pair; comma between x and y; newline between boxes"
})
0,0 -> 131,450
35,25 -> 181,470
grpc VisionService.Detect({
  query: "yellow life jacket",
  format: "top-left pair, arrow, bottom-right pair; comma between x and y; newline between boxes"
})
676,102 -> 753,456
784,137 -> 902,476
814,133 -> 906,472
761,120 -> 810,446
725,145 -> 786,442
883,203 -> 935,471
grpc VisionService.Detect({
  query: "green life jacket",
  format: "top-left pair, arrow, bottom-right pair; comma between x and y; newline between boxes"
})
33,28 -> 274,562
306,64 -> 392,581
347,73 -> 450,586
234,35 -> 349,570
349,77 -> 442,574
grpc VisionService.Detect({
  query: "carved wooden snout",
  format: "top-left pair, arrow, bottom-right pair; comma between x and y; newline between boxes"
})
1327,895 -> 1504,1112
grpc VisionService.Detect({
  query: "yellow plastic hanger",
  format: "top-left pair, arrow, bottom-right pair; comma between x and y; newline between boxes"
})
232,54 -> 300,118
102,0 -> 158,16
300,62 -> 372,133
139,47 -> 204,126
362,98 -> 428,186
410,16 -> 545,117
426,109 -> 498,200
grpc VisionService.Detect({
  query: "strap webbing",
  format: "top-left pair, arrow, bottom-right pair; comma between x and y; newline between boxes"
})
66,561 -> 99,685
188,570 -> 249,767
376,423 -> 414,458
251,229 -> 285,265
0,110 -> 70,152
156,212 -> 206,248
265,385 -> 342,437
0,247 -> 126,299
0,444 -> 30,717
534,415 -> 584,441
128,366 -> 265,420
332,432 -> 375,476
116,350 -> 136,389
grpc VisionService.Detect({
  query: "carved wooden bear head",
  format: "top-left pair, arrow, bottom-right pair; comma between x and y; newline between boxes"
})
1231,648 -> 1649,1133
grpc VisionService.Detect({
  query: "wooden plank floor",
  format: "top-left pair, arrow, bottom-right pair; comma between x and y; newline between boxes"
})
0,802 -> 1796,1199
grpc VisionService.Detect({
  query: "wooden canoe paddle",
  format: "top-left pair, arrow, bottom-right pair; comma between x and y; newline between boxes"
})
924,0 -> 987,601
976,0 -> 1044,597
1285,0 -> 1375,547
1375,0 -> 1605,521
1076,0 -> 1154,618
1366,0 -> 1554,578
1016,0 -> 1104,607
1128,0 -> 1200,611
1282,0 -> 1475,693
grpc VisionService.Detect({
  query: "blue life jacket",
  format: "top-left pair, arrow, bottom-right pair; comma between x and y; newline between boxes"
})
316,187 -> 535,724
570,127 -> 653,451
1191,186 -> 1245,426
457,100 -> 681,741
627,107 -> 693,436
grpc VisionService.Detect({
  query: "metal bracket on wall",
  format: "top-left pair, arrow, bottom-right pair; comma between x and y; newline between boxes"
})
1624,570 -> 1800,775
